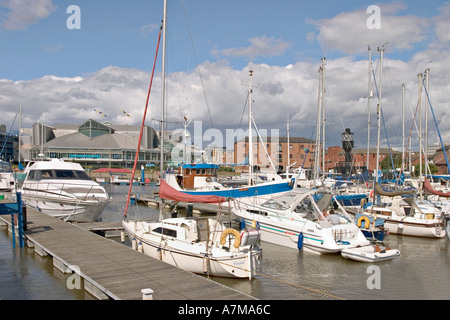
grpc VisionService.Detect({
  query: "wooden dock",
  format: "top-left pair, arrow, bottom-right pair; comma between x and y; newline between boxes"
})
2,208 -> 255,300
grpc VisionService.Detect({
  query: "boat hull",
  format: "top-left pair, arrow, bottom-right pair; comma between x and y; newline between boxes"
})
341,246 -> 400,262
22,195 -> 110,222
384,218 -> 446,238
240,218 -> 369,254
122,221 -> 261,279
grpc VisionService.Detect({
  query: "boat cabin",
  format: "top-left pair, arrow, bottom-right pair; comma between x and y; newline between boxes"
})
176,164 -> 219,190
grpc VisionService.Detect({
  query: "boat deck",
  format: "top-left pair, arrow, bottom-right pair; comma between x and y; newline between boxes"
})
2,208 -> 255,300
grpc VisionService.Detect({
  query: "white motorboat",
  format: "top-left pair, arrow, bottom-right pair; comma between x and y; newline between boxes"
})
122,216 -> 262,279
341,245 -> 400,262
361,197 -> 446,238
231,188 -> 370,254
0,161 -> 15,197
20,159 -> 111,222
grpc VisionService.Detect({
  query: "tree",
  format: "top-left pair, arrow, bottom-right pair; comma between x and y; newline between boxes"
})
414,163 -> 438,176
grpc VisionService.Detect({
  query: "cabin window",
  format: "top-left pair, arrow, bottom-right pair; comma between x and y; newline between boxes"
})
196,169 -> 200,175
28,170 -> 37,180
152,227 -> 177,238
40,170 -> 53,179
201,168 -> 206,175
207,168 -> 211,175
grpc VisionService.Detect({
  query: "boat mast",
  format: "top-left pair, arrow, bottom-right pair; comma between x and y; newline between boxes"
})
367,46 -> 372,174
160,0 -> 167,177
402,83 -> 405,173
418,72 -> 423,202
375,47 -> 384,190
314,59 -> 325,183
424,68 -> 430,179
248,70 -> 254,186
321,57 -> 326,176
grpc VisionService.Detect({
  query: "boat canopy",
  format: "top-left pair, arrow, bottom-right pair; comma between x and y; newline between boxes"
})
159,179 -> 227,203
182,164 -> 220,170
423,178 -> 450,198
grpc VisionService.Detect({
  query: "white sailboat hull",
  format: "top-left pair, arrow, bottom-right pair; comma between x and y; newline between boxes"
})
383,218 -> 446,238
122,220 -> 262,279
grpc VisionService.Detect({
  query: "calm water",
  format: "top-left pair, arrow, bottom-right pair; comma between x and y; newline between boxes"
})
1,184 -> 449,300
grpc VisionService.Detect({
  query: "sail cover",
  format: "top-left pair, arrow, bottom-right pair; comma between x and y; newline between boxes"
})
374,183 -> 416,197
423,178 -> 450,198
159,179 -> 228,203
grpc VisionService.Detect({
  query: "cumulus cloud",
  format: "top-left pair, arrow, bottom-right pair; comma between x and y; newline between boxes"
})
218,36 -> 292,60
308,2 -> 431,55
0,0 -> 56,30
2,2 -> 450,152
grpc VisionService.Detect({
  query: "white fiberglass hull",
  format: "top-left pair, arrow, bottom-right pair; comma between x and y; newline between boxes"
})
240,217 -> 369,254
23,194 -> 110,222
341,246 -> 400,262
383,218 -> 446,238
122,220 -> 261,279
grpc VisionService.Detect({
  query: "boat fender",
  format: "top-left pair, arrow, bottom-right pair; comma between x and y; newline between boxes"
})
297,232 -> 304,250
220,228 -> 241,248
240,229 -> 261,246
357,216 -> 371,229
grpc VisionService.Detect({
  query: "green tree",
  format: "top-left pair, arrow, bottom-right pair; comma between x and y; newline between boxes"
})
414,163 -> 438,176
380,155 -> 401,170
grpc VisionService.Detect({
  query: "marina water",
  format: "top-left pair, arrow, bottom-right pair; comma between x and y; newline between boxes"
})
1,184 -> 449,300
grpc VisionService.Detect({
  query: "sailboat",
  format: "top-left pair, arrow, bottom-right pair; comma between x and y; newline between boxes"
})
353,50 -> 446,238
122,1 -> 262,279
164,70 -> 296,199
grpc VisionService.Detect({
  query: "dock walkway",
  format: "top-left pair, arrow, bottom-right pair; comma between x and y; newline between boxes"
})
3,208 -> 255,300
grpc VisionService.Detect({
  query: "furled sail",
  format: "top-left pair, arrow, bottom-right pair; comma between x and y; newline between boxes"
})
159,179 -> 228,203
374,183 -> 416,197
423,178 -> 450,198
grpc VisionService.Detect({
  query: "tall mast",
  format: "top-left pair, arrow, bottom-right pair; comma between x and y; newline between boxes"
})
314,62 -> 323,182
424,68 -> 430,173
367,46 -> 372,174
418,72 -> 423,201
375,47 -> 384,187
321,57 -> 326,176
160,0 -> 167,177
401,83 -> 406,173
248,70 -> 254,186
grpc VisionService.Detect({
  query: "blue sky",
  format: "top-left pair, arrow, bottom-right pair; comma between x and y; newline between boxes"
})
1,0 -> 450,151
1,0 -> 442,80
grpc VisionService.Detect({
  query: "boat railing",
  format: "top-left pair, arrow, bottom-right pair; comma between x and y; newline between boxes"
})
24,181 -> 104,200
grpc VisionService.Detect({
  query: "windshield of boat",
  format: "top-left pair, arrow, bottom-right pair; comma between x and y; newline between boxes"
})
0,162 -> 12,173
27,169 -> 92,180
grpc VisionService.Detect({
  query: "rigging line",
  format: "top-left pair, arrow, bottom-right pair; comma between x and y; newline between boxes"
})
238,90 -> 249,129
423,78 -> 450,172
371,68 -> 397,179
124,24 -> 163,218
0,112 -> 17,158
181,0 -> 213,128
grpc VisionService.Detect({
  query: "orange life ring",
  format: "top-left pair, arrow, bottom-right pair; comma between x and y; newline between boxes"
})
220,228 -> 241,248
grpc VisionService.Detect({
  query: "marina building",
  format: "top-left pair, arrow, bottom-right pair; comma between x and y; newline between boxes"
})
25,119 -> 163,168
0,124 -> 19,162
234,136 -> 316,172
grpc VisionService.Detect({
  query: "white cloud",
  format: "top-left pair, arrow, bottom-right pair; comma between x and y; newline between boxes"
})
219,36 -> 292,59
308,2 -> 430,55
0,0 -> 56,30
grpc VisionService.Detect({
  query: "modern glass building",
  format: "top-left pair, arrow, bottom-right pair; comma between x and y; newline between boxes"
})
28,119 -> 168,168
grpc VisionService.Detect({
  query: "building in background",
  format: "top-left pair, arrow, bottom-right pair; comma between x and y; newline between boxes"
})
27,119 -> 162,168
